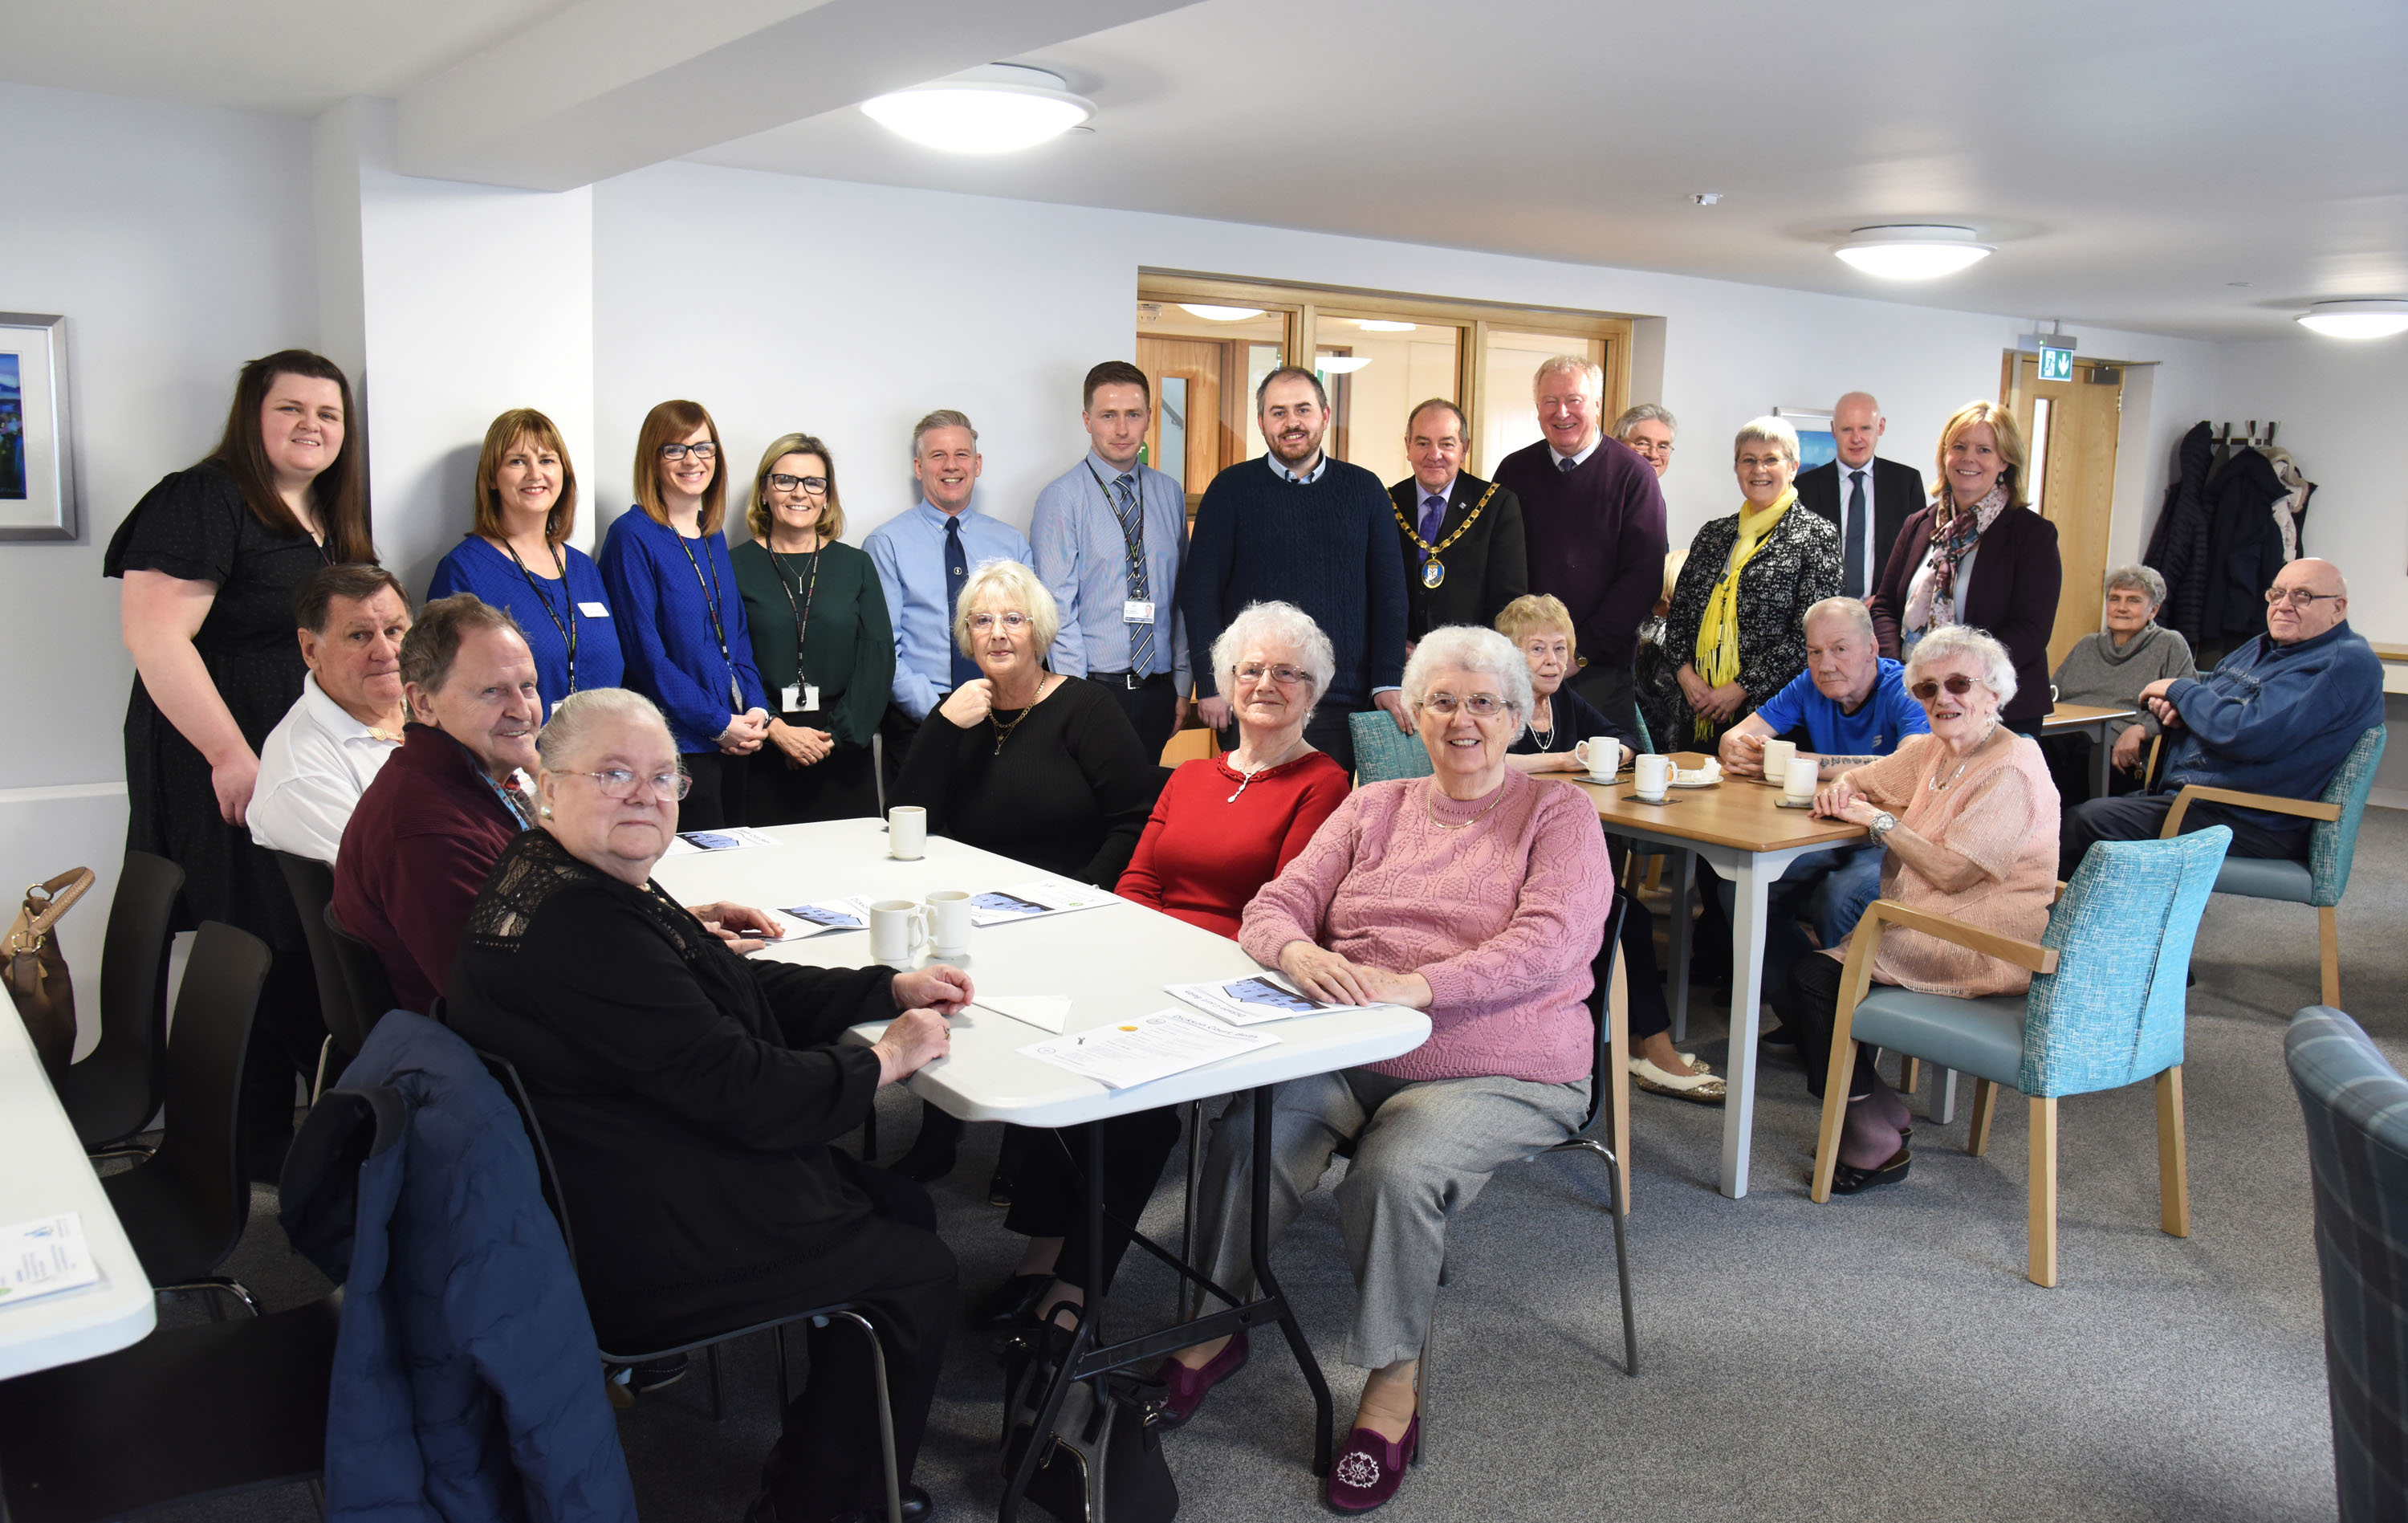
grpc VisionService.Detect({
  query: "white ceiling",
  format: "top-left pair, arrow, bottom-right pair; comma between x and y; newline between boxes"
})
9,0 -> 2406,340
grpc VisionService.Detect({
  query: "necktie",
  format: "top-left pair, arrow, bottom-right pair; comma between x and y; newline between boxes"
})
1558,455 -> 1577,474
943,516 -> 978,690
1110,474 -> 1154,676
1418,492 -> 1446,562
1844,469 -> 1869,597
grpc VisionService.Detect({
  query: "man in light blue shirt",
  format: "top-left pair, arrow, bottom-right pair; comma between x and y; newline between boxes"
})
863,409 -> 1035,764
1031,360 -> 1190,762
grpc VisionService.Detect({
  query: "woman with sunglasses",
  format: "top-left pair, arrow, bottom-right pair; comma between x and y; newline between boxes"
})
599,401 -> 770,831
1771,624 -> 2060,1194
731,434 -> 894,824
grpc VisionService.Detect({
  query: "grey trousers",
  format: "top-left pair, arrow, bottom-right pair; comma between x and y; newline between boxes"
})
1193,1067 -> 1589,1370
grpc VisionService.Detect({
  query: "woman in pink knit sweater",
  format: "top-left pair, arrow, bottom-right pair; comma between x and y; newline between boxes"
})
1772,624 -> 2060,1194
1155,625 -> 1610,1514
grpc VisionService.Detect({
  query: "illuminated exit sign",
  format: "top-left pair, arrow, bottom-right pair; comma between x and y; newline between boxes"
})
2037,344 -> 2075,382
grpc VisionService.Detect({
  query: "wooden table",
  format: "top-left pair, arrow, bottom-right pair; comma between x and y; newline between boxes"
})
2039,702 -> 2138,797
1580,760 -> 1867,1199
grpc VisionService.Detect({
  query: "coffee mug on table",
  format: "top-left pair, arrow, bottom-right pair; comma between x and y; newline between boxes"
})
870,899 -> 929,964
1633,753 -> 1672,801
1784,755 -> 1820,804
1575,736 -> 1623,780
925,890 -> 974,959
1759,738 -> 1797,780
888,805 -> 927,860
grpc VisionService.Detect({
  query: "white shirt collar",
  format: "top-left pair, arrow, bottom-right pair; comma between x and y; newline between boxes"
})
1549,436 -> 1601,470
299,672 -> 394,747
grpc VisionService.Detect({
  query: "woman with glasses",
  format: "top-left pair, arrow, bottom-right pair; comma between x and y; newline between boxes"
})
1771,625 -> 2059,1195
1869,401 -> 2063,735
1160,626 -> 1611,1513
731,434 -> 894,824
598,401 -> 770,831
444,687 -> 967,1523
2041,564 -> 2195,804
429,409 -> 624,715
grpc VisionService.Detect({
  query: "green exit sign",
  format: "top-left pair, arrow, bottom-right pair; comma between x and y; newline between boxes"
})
2037,345 -> 2075,382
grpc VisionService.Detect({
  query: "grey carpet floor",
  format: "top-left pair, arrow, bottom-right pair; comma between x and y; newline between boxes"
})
161,811 -> 2408,1522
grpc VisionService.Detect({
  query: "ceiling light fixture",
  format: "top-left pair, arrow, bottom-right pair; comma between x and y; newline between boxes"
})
1178,303 -> 1266,322
2297,299 -> 2408,340
1355,320 -> 1417,332
861,63 -> 1095,154
1315,354 -> 1373,373
1832,225 -> 1993,280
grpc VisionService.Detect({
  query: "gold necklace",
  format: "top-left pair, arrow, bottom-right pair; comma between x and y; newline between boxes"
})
1390,480 -> 1499,590
1927,723 -> 2002,792
987,676 -> 1052,756
1423,778 -> 1507,830
1226,737 -> 1308,803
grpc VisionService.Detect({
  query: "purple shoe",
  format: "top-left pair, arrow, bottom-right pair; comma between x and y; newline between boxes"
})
1154,1331 -> 1248,1427
1327,1415 -> 1419,1513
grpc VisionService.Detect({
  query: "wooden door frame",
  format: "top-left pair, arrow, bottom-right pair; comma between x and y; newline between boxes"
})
2001,350 -> 2125,666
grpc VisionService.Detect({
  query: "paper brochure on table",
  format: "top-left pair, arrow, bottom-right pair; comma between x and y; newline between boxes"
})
0,1212 -> 98,1307
774,898 -> 874,937
1169,971 -> 1377,1026
1020,1007 -> 1279,1089
974,996 -> 1072,1032
967,878 -> 1119,927
672,825 -> 782,853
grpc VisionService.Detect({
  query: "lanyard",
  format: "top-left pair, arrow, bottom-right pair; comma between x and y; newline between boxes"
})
671,527 -> 741,707
1085,460 -> 1146,573
769,545 -> 822,683
499,537 -> 578,696
479,769 -> 532,830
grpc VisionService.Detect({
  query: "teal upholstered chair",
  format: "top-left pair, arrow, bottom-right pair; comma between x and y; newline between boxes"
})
2159,724 -> 2383,1008
1348,711 -> 1432,784
1811,828 -> 2232,1286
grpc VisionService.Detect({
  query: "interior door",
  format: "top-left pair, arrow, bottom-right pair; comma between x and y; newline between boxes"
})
2006,354 -> 2123,668
1136,336 -> 1225,509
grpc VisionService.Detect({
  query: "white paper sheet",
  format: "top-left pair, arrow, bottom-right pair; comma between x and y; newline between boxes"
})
1167,972 -> 1341,1026
967,878 -> 1120,927
974,996 -> 1073,1032
773,898 -> 874,938
675,825 -> 782,852
1019,1007 -> 1278,1089
0,1212 -> 98,1307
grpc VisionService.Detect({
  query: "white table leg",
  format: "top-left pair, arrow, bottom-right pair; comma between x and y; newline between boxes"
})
1666,849 -> 1694,1044
1719,853 -> 1771,1199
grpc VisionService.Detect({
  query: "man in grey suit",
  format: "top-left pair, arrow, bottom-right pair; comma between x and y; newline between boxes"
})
1794,392 -> 1926,601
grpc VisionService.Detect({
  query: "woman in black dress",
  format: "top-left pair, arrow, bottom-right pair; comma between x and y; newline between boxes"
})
105,349 -> 373,1157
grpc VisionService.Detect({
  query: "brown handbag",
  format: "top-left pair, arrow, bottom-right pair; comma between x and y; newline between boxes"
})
6,866 -> 96,1083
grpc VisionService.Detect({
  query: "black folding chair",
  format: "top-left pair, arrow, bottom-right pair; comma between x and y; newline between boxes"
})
268,849 -> 372,1098
324,902 -> 400,1036
54,849 -> 184,1153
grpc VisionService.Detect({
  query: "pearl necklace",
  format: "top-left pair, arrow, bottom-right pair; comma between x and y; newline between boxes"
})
1927,723 -> 2002,792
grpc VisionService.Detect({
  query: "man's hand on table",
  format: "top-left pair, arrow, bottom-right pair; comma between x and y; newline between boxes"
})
872,1008 -> 952,1085
892,963 -> 974,1016
690,901 -> 783,954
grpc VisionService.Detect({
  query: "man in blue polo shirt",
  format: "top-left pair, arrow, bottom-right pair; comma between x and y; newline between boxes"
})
1717,597 -> 1927,985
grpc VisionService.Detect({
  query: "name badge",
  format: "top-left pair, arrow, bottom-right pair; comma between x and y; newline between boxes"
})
1122,599 -> 1155,625
577,601 -> 610,617
782,683 -> 820,714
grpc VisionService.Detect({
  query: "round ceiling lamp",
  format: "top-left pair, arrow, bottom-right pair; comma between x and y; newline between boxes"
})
2296,299 -> 2408,340
861,64 -> 1094,154
1316,354 -> 1373,373
1832,225 -> 1993,280
1178,303 -> 1266,322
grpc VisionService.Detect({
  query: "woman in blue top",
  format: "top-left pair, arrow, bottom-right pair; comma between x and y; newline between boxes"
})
428,408 -> 624,715
599,400 -> 770,830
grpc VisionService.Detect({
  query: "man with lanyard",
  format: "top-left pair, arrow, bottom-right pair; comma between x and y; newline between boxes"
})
864,409 -> 1034,782
1031,360 -> 1191,763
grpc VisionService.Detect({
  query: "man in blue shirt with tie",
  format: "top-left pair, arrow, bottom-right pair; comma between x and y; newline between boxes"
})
864,409 -> 1035,774
1031,361 -> 1190,763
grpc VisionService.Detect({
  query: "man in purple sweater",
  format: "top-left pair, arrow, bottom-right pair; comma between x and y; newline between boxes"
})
1491,356 -> 1667,736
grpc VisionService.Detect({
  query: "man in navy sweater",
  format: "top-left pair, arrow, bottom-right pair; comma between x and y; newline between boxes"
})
2060,557 -> 2382,878
1182,367 -> 1409,773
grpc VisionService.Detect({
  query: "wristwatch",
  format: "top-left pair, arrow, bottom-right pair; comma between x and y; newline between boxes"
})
1868,811 -> 1898,842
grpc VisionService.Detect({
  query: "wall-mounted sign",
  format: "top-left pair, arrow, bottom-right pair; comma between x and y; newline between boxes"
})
2037,344 -> 2076,383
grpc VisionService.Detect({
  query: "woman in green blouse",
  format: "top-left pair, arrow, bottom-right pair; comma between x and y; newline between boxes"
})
733,433 -> 896,823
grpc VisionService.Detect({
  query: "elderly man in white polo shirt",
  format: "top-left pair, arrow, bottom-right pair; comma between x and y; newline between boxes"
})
249,564 -> 413,864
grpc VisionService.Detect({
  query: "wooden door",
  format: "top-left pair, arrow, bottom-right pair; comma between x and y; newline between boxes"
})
1136,336 -> 1226,507
2006,354 -> 2122,668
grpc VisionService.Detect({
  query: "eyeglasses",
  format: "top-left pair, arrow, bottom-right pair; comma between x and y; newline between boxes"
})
657,442 -> 718,462
563,768 -> 691,801
768,473 -> 829,493
1417,692 -> 1512,719
1235,662 -> 1311,686
967,612 -> 1029,633
2265,587 -> 2341,608
1908,674 -> 1980,702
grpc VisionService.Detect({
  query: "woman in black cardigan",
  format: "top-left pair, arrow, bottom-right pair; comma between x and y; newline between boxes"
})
1658,417 -> 1843,750
1868,401 -> 2063,733
445,687 -> 965,1523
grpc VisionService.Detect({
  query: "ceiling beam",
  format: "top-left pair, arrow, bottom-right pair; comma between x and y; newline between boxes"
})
397,0 -> 1193,190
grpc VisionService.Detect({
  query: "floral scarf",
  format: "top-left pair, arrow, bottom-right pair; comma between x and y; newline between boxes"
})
1903,482 -> 2008,635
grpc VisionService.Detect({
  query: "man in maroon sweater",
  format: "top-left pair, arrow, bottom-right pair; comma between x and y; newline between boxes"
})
1492,356 -> 1667,735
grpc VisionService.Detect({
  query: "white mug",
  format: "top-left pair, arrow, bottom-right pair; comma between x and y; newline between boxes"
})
888,805 -> 927,861
1760,738 -> 1797,780
1634,753 -> 1672,801
925,890 -> 974,959
1784,755 -> 1820,804
1575,736 -> 1623,780
869,898 -> 929,965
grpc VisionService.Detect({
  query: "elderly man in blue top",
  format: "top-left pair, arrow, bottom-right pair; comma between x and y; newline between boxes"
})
864,409 -> 1035,772
2060,556 -> 2382,878
1715,597 -> 1930,991
1031,360 -> 1191,764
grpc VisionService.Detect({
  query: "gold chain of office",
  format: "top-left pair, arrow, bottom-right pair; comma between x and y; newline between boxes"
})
1390,481 -> 1500,590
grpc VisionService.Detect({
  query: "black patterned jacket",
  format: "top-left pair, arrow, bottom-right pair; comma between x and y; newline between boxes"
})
1653,504 -> 1843,747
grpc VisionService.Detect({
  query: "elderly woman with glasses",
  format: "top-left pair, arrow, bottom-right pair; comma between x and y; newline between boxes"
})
1771,625 -> 2060,1195
444,688 -> 970,1523
2041,564 -> 2196,803
1157,625 -> 1611,1513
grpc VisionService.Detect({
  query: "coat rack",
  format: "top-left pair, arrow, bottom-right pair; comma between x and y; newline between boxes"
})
2219,420 -> 2280,448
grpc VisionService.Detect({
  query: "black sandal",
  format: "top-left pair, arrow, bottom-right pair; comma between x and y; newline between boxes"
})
1828,1147 -> 1912,1194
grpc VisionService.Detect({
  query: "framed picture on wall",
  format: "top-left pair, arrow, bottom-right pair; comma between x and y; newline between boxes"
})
0,313 -> 77,542
1773,406 -> 1837,474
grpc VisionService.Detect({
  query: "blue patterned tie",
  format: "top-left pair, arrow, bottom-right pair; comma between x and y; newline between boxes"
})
1558,455 -> 1576,473
1111,474 -> 1154,676
1418,492 -> 1446,561
944,517 -> 978,690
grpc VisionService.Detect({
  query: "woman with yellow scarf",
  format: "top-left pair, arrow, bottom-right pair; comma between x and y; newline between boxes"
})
1665,417 -> 1844,748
